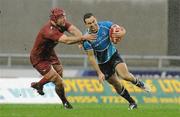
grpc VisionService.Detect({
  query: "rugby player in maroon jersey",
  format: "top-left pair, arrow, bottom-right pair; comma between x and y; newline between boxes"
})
30,8 -> 96,109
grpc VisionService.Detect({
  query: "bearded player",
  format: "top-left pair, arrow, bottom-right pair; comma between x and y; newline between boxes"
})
30,8 -> 96,109
82,13 -> 151,109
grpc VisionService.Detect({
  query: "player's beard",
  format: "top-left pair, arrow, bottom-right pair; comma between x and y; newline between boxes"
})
57,22 -> 65,27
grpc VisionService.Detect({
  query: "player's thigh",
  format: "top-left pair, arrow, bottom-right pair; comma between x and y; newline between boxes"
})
34,61 -> 58,79
33,61 -> 52,77
50,56 -> 63,77
115,63 -> 131,78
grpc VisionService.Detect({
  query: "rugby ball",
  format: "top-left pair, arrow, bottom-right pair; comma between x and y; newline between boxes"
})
109,24 -> 124,44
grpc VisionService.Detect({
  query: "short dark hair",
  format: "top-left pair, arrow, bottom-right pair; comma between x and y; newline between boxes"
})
83,13 -> 94,23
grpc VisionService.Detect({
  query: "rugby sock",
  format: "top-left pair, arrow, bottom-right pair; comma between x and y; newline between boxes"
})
132,78 -> 144,88
128,73 -> 142,87
119,87 -> 135,104
55,86 -> 68,104
38,77 -> 49,86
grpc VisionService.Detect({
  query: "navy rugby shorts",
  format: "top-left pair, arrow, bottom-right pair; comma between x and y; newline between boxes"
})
98,51 -> 124,80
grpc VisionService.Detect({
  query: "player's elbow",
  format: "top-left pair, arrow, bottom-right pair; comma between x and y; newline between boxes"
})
59,38 -> 69,44
64,40 -> 73,44
64,41 -> 75,45
58,36 -> 75,44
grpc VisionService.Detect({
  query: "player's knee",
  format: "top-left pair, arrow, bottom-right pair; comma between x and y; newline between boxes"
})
113,83 -> 124,94
49,72 -> 60,82
54,70 -> 63,77
57,71 -> 63,77
111,81 -> 121,88
55,67 -> 63,77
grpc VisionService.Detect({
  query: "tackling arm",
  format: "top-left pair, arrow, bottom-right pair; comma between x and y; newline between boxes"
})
68,25 -> 82,37
68,25 -> 85,47
58,25 -> 96,44
58,34 -> 83,44
58,25 -> 82,44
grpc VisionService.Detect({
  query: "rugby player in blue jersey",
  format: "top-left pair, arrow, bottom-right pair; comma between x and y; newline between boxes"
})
82,13 -> 151,110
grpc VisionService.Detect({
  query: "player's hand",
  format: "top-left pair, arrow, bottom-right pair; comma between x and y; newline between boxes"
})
111,32 -> 122,38
98,72 -> 105,84
111,27 -> 126,39
112,37 -> 122,44
82,34 -> 96,41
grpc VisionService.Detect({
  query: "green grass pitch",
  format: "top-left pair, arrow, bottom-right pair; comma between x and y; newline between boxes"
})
0,103 -> 179,117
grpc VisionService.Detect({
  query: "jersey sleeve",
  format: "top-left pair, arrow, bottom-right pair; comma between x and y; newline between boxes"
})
43,28 -> 63,41
105,21 -> 113,28
83,41 -> 93,51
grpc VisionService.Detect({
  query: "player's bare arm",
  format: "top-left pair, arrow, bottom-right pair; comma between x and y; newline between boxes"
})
68,25 -> 83,37
86,50 -> 105,83
58,33 -> 96,44
68,25 -> 85,47
58,25 -> 96,44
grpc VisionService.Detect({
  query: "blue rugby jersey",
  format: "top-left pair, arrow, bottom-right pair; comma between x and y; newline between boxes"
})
83,21 -> 117,64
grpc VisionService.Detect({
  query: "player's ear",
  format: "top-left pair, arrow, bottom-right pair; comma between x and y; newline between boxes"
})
84,21 -> 87,25
84,19 -> 88,25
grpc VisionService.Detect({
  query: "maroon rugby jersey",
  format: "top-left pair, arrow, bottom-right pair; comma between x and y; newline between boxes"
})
30,21 -> 71,65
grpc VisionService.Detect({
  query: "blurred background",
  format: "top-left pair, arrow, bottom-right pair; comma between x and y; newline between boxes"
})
0,0 -> 179,104
1,0 -> 180,71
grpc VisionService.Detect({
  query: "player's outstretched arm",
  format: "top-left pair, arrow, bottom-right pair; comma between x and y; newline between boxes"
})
67,25 -> 83,38
58,34 -> 96,44
58,25 -> 96,44
86,50 -> 105,84
67,25 -> 86,48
